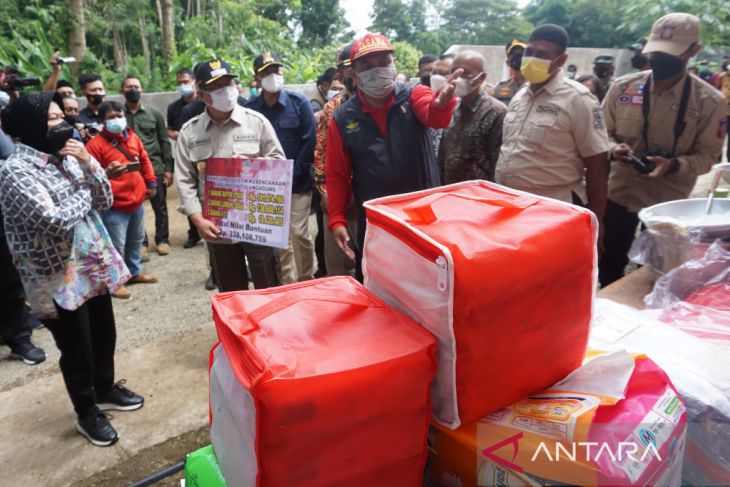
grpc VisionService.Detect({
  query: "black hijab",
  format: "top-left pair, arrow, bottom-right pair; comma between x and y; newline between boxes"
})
1,91 -> 64,154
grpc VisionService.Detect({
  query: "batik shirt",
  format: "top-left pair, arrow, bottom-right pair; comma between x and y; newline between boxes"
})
0,144 -> 130,318
438,91 -> 507,184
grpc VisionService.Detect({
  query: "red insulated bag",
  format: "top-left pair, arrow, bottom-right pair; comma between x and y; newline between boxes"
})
363,181 -> 598,428
209,276 -> 437,486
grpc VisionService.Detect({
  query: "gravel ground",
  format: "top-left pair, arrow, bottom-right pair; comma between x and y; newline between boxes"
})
0,185 -> 216,392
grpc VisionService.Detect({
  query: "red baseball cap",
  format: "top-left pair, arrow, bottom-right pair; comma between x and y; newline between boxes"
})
350,34 -> 394,63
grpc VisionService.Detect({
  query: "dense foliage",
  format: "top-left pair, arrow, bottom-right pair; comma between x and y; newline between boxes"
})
0,0 -> 726,93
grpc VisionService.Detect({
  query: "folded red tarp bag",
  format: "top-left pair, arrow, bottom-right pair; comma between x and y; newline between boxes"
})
209,276 -> 437,486
363,181 -> 598,428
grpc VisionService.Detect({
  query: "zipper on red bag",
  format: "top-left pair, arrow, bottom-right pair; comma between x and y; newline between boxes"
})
367,209 -> 449,292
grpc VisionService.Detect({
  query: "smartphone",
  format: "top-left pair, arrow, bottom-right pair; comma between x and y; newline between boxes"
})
125,161 -> 141,172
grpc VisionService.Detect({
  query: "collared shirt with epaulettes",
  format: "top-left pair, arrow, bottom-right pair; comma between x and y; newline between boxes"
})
174,105 -> 285,218
603,70 -> 727,212
125,104 -> 173,175
493,79 -> 524,106
495,69 -> 610,203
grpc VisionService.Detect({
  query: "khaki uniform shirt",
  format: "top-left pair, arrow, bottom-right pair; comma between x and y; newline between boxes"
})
495,70 -> 610,203
604,71 -> 727,212
174,105 -> 285,217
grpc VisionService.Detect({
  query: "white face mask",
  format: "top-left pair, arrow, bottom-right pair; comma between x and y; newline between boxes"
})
430,74 -> 448,92
454,76 -> 481,98
261,73 -> 284,93
326,89 -> 340,100
209,85 -> 238,112
356,66 -> 396,99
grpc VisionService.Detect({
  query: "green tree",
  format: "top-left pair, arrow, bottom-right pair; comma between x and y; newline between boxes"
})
299,0 -> 350,48
619,0 -> 730,48
523,0 -> 571,28
371,0 -> 413,40
442,0 -> 532,46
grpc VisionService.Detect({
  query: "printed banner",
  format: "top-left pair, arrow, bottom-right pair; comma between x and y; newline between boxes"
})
203,157 -> 293,249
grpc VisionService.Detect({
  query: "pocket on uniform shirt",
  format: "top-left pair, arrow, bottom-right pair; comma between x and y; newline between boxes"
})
232,141 -> 261,158
189,146 -> 212,163
527,113 -> 557,144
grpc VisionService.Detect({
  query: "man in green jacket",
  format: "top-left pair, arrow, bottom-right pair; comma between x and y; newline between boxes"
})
122,76 -> 174,256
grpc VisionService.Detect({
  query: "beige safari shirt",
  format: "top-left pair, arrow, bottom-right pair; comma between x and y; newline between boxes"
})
495,69 -> 610,203
174,105 -> 285,217
604,71 -> 727,212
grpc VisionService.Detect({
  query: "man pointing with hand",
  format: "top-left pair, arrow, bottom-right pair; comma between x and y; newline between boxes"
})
325,33 -> 460,280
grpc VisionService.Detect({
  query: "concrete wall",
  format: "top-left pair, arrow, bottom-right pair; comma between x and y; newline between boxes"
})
444,45 -> 635,86
76,83 -> 320,116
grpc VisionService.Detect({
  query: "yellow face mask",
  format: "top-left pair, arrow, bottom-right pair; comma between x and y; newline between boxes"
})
520,56 -> 552,84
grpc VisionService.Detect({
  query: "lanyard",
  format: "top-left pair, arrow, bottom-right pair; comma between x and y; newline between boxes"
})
641,74 -> 692,157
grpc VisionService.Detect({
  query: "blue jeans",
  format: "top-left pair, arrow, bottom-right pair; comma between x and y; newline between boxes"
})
101,205 -> 145,278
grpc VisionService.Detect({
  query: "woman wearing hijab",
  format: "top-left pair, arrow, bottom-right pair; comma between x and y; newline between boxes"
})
0,92 -> 144,447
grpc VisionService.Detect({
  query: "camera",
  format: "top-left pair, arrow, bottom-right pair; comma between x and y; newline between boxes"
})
628,150 -> 672,175
0,66 -> 40,92
628,153 -> 655,175
55,57 -> 77,65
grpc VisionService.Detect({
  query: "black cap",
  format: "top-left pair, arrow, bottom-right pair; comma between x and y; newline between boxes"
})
594,55 -> 615,64
194,58 -> 236,86
253,52 -> 283,74
338,44 -> 353,67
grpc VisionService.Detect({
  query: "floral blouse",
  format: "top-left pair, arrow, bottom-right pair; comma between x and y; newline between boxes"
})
0,144 -> 130,319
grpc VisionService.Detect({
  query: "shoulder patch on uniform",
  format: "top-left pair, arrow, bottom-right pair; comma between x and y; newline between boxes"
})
592,106 -> 606,130
618,94 -> 632,104
345,119 -> 360,132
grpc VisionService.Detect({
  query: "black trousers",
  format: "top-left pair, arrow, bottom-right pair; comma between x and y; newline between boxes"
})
187,217 -> 200,242
0,222 -> 31,348
43,294 -> 116,418
208,242 -> 280,292
312,191 -> 327,277
599,200 -> 640,287
149,174 -> 169,245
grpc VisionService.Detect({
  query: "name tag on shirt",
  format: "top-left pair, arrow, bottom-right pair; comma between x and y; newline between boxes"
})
233,134 -> 259,143
190,138 -> 211,148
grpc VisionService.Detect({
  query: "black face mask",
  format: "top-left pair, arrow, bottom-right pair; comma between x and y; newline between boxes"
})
47,121 -> 74,153
64,114 -> 79,126
509,54 -> 523,72
594,66 -> 611,78
87,93 -> 104,106
631,54 -> 648,70
124,90 -> 141,103
649,52 -> 685,80
420,75 -> 430,86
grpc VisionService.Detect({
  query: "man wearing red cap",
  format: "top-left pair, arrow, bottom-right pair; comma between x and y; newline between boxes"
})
325,33 -> 461,280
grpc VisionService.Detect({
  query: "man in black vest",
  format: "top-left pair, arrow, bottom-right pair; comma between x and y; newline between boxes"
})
324,33 -> 460,280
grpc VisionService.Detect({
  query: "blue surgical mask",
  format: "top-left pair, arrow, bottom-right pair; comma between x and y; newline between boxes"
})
106,117 -> 127,134
178,84 -> 194,97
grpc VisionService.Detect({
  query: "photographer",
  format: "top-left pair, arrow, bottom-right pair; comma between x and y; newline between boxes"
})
600,13 -> 727,286
1,65 -> 40,103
